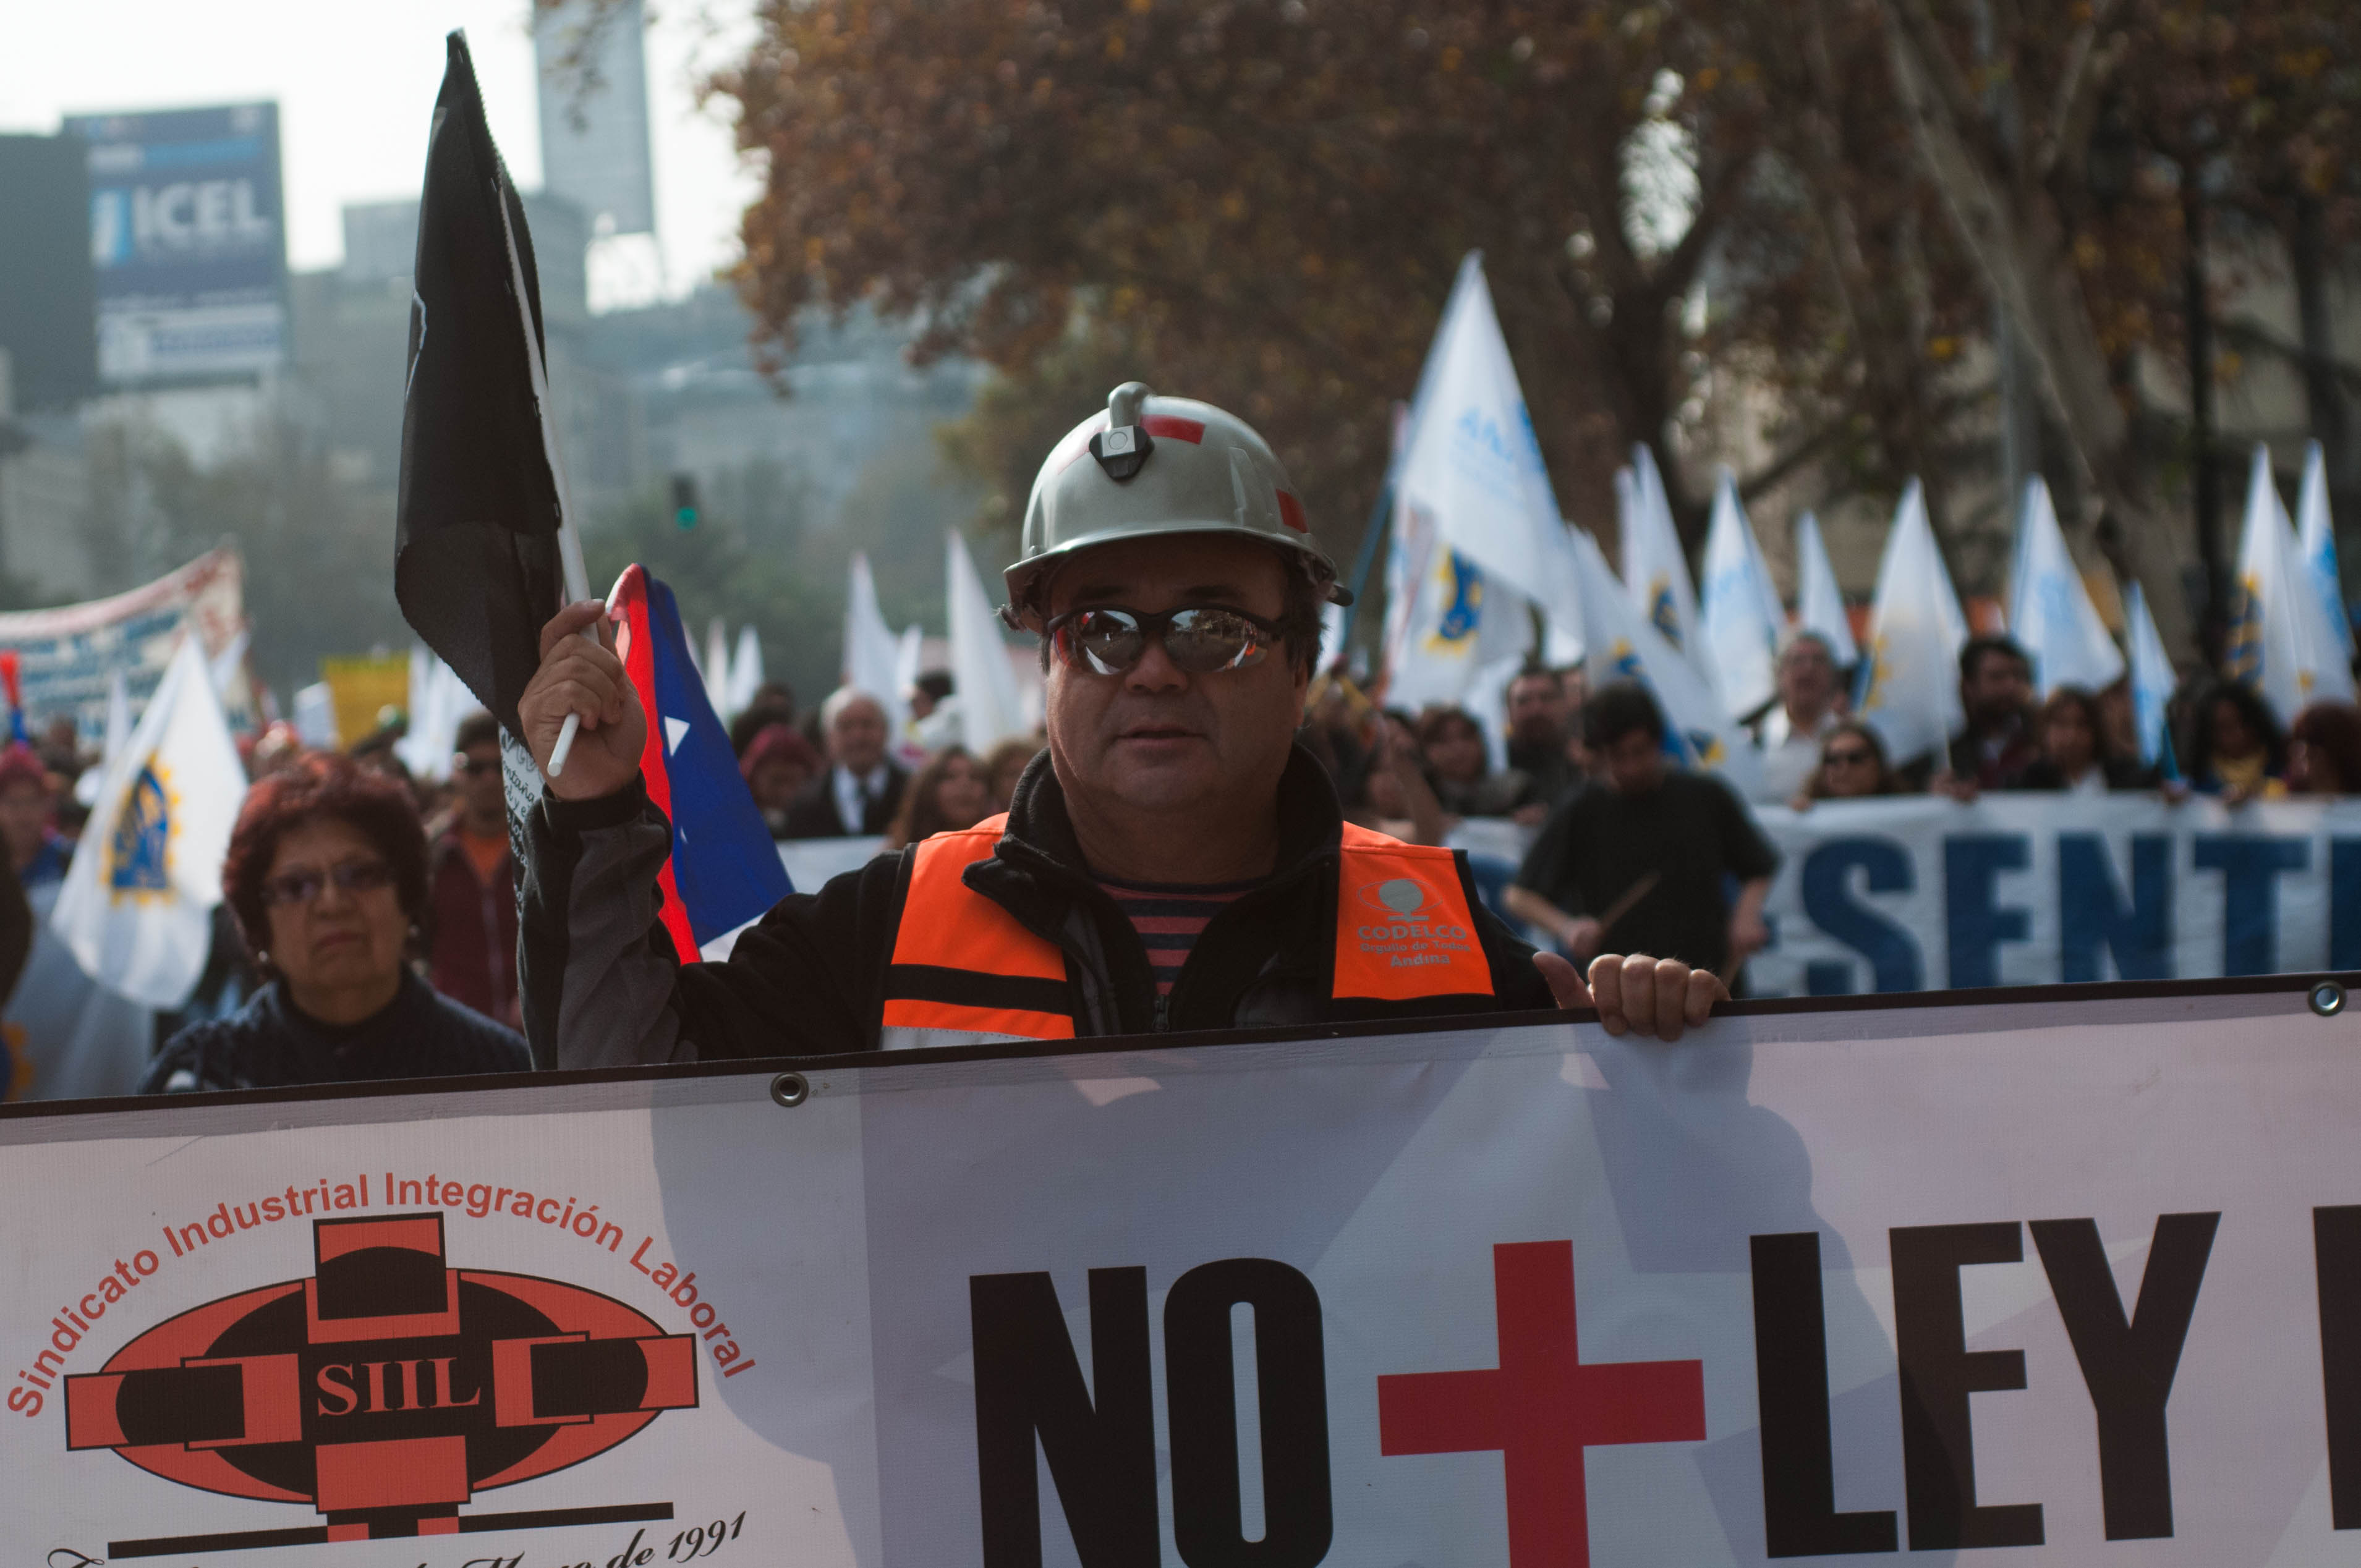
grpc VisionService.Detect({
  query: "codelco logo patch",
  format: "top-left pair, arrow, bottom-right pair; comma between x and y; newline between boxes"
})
61,1212 -> 696,1558
1355,876 -> 1473,949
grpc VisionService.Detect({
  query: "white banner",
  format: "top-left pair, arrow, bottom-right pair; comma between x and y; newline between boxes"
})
0,549 -> 253,742
1750,795 -> 2361,996
6,981 -> 2361,1565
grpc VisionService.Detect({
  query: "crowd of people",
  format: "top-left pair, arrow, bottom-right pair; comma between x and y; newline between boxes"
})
3,609 -> 2354,1102
5,379 -> 2356,1101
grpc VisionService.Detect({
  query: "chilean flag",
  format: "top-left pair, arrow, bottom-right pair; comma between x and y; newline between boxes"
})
608,564 -> 791,961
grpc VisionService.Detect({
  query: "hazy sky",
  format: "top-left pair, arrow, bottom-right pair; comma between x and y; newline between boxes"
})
0,0 -> 764,304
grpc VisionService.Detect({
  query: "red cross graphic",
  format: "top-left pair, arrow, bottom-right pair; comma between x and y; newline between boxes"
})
1377,1240 -> 1706,1567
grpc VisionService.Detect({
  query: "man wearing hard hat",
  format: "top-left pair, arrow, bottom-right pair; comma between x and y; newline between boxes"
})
515,384 -> 1724,1061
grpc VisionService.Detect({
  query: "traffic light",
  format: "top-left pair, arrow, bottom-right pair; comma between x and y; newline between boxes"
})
670,473 -> 700,530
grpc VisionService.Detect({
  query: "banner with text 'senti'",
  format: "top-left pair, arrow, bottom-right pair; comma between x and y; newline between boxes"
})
1750,795 -> 2361,995
6,981 -> 2360,1565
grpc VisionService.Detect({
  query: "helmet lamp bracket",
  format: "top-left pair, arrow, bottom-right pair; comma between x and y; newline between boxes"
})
1089,423 -> 1154,481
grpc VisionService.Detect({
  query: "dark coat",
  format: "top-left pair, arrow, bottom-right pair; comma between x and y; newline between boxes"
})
427,827 -> 519,1025
142,971 -> 530,1093
521,747 -> 1557,1065
780,761 -> 911,838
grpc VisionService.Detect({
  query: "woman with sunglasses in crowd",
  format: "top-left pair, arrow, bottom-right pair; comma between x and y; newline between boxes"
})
1792,720 -> 1902,807
142,753 -> 530,1093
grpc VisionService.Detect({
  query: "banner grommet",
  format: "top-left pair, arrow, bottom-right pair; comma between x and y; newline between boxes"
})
2311,981 -> 2346,1018
770,1072 -> 810,1108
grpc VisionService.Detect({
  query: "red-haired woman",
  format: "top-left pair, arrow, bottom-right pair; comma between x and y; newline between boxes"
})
142,755 -> 530,1093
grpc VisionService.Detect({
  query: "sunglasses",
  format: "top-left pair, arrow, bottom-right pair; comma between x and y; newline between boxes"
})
262,858 -> 394,908
453,754 -> 500,777
1045,605 -> 1280,676
1824,747 -> 1878,767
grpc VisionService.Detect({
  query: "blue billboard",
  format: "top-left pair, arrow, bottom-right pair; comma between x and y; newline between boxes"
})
60,102 -> 287,385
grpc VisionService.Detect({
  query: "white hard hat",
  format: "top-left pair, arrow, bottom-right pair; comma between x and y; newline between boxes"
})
1001,381 -> 1350,625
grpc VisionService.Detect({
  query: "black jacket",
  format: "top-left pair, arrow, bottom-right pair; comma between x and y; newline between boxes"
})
142,971 -> 531,1093
780,761 -> 909,838
521,747 -> 1555,1067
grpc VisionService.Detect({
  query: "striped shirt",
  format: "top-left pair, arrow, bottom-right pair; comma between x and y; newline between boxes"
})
1097,876 -> 1260,996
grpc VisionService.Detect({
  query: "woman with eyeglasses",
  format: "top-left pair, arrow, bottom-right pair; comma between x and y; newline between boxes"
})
1793,721 -> 1900,807
142,754 -> 530,1093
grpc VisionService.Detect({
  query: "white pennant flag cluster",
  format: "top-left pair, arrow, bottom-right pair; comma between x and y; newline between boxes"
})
1791,509 -> 1858,666
1856,480 -> 1968,766
1696,469 -> 1786,720
2297,440 -> 2353,661
946,530 -> 1027,754
52,633 -> 249,1009
1565,526 -> 1759,795
2230,443 -> 2355,726
2004,476 -> 2123,698
843,552 -> 909,737
2124,578 -> 2179,774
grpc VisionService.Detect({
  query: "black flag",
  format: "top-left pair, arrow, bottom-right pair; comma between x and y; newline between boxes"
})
394,30 -> 566,739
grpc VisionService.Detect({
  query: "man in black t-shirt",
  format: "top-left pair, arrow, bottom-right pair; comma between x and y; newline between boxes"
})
1505,682 -> 1779,981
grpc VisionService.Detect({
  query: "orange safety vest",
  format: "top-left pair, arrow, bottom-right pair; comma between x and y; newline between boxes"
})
877,815 -> 1494,1050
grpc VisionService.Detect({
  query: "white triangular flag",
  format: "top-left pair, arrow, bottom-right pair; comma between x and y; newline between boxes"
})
208,628 -> 250,697
1697,469 -> 1786,719
2297,439 -> 2354,659
1623,444 -> 1704,669
724,625 -> 765,719
947,530 -> 1027,753
396,645 -> 470,782
2229,443 -> 2354,724
53,634 -> 249,1009
1566,526 -> 1759,794
1856,480 -> 1968,766
1792,509 -> 1858,666
2124,580 -> 2179,774
1393,252 -> 1580,656
704,618 -> 733,711
2004,476 -> 2124,697
843,552 -> 909,736
74,669 -> 135,809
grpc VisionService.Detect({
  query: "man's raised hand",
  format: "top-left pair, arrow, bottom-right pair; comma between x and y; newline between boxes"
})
519,601 -> 645,801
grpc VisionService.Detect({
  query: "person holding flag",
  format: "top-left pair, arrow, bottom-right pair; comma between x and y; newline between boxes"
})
514,384 -> 1725,1057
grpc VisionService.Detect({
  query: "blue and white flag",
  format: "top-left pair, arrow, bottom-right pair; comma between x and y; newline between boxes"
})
1393,253 -> 1578,659
51,632 -> 248,1009
2229,443 -> 2354,725
2124,579 -> 2179,776
1568,526 -> 1758,794
2297,439 -> 2353,661
1380,495 -> 1533,712
1855,480 -> 1968,767
1697,469 -> 1786,720
1622,445 -> 1704,673
1790,509 -> 1858,666
2004,475 -> 2123,697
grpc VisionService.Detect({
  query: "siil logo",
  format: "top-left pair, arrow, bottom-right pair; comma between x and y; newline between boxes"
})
63,1212 -> 696,1559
